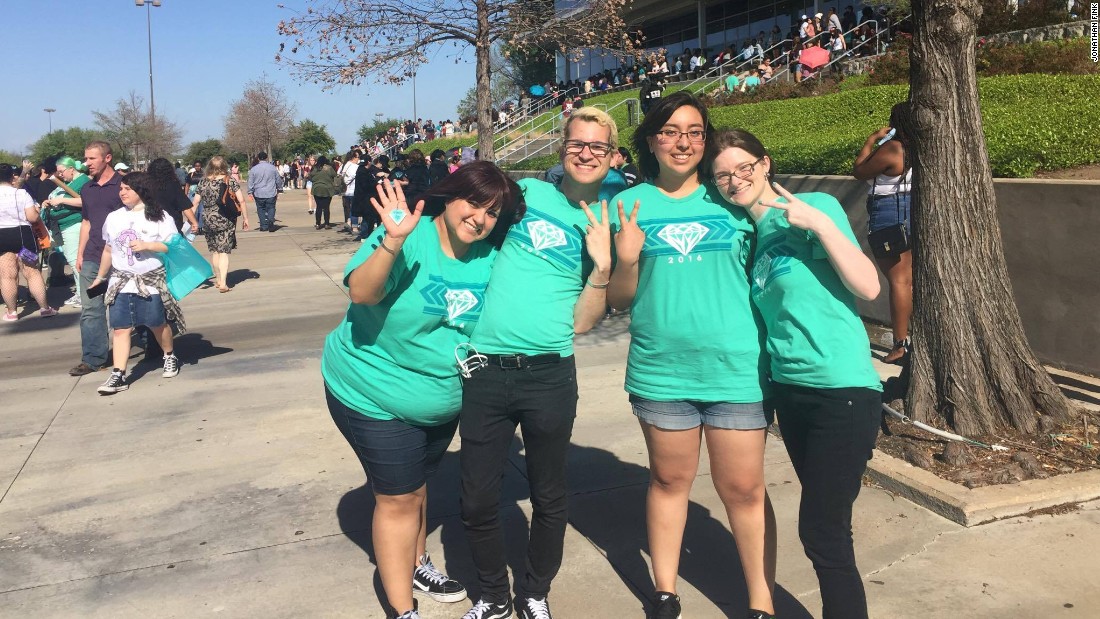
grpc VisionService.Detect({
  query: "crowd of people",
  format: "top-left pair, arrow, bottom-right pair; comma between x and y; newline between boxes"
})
315,87 -> 912,619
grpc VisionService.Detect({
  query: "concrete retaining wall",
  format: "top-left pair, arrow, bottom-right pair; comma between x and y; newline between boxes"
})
775,174 -> 1100,376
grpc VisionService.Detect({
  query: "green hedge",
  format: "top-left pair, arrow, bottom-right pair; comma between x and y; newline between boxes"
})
706,74 -> 1100,178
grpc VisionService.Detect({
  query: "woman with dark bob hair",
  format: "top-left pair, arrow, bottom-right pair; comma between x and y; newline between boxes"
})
608,91 -> 777,619
320,160 -> 524,619
708,128 -> 881,619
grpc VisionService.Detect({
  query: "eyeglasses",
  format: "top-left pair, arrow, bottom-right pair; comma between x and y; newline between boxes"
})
713,157 -> 765,186
563,140 -> 613,158
654,129 -> 706,144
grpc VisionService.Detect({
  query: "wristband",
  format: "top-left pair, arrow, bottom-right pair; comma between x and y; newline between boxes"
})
586,278 -> 609,289
378,239 -> 398,255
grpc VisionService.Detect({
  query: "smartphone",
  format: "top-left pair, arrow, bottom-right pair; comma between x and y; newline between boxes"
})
876,128 -> 897,146
86,279 -> 109,298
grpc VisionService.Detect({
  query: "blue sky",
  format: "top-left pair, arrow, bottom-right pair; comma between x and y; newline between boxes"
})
2,0 -> 477,155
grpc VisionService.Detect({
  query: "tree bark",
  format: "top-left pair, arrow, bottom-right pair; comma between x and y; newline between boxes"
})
475,0 -> 495,162
906,0 -> 1073,436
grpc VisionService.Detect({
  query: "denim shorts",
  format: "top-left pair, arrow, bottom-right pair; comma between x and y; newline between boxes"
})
867,192 -> 911,235
629,395 -> 773,431
108,292 -> 167,329
325,386 -> 459,495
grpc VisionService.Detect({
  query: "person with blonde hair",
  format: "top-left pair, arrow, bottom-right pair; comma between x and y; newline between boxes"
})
459,104 -> 616,619
192,156 -> 249,292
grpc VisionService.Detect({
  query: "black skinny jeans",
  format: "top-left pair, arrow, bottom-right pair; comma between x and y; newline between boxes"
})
314,195 -> 332,226
459,356 -> 578,601
775,383 -> 881,619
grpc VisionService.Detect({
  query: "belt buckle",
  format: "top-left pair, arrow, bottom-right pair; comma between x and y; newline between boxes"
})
499,354 -> 525,369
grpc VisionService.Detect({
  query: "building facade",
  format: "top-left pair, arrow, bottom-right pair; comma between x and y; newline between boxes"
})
556,0 -> 842,82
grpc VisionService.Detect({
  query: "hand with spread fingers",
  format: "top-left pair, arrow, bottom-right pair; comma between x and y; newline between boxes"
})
614,199 -> 644,266
370,179 -> 423,240
579,199 -> 612,274
759,182 -> 831,234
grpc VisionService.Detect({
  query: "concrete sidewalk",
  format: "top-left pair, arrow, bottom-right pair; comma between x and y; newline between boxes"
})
1,191 -> 1097,618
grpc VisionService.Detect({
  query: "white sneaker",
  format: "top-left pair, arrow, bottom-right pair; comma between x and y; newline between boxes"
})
162,353 -> 180,378
64,294 -> 82,307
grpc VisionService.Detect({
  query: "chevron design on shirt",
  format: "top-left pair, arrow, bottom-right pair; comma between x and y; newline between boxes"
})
640,215 -> 738,258
420,275 -> 488,326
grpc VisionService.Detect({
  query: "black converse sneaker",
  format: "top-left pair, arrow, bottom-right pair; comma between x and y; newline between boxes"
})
650,591 -> 682,619
162,352 -> 180,378
412,552 -> 466,603
515,595 -> 553,619
747,610 -> 776,619
97,369 -> 129,395
461,597 -> 513,619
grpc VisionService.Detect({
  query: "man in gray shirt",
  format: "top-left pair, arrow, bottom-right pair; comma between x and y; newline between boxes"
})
248,151 -> 282,232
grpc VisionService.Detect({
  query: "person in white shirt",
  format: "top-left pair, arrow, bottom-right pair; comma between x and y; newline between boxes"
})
88,171 -> 182,394
339,150 -> 360,234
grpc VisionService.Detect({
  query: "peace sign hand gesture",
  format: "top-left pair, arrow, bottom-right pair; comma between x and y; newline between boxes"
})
758,183 -> 830,234
614,199 -> 643,266
370,179 -> 423,240
579,199 -> 612,274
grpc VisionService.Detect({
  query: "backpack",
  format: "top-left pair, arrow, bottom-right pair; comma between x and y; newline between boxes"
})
216,180 -> 240,220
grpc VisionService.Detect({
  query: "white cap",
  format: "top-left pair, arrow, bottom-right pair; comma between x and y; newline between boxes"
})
801,15 -> 807,19
815,12 -> 823,18
114,162 -> 130,171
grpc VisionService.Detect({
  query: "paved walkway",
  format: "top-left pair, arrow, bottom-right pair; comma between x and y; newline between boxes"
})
2,190 -> 1097,618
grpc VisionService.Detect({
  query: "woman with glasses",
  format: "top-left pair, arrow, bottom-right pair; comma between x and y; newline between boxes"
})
607,91 -> 775,619
709,128 -> 881,619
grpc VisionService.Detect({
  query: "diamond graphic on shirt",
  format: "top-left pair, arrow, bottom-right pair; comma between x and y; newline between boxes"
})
657,222 -> 709,256
528,220 -> 567,251
445,289 -> 478,322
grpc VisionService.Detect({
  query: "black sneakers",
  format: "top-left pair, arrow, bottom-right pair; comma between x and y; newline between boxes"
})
97,369 -> 129,395
651,591 -> 682,619
515,595 -> 553,619
747,610 -> 776,619
461,597 -> 513,619
412,552 -> 466,603
162,353 -> 180,378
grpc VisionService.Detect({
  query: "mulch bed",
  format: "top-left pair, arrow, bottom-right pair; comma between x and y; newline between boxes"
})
875,398 -> 1100,488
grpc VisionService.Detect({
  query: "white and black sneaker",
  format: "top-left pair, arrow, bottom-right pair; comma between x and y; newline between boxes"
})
393,600 -> 420,619
412,552 -> 466,603
650,591 -> 682,619
97,369 -> 129,395
162,353 -> 179,378
461,597 -> 513,619
515,595 -> 553,619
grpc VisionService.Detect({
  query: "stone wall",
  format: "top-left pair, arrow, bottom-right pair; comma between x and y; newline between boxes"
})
983,20 -> 1090,45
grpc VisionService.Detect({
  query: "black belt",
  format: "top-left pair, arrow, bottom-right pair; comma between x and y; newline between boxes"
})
484,353 -> 560,370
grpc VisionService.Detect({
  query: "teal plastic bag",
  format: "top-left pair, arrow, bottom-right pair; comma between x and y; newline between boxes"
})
163,234 -> 212,300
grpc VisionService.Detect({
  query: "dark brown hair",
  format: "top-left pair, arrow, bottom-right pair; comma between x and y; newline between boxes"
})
119,171 -> 166,223
704,128 -> 775,181
632,91 -> 715,181
419,160 -> 526,248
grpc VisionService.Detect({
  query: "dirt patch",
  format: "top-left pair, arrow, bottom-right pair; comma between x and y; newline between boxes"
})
1032,164 -> 1100,180
876,402 -> 1100,488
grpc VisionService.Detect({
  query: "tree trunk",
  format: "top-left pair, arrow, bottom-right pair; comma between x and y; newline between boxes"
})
905,0 -> 1073,436
475,0 -> 495,162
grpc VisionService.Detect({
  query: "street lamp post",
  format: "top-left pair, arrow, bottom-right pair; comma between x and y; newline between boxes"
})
135,0 -> 162,153
43,108 -> 56,134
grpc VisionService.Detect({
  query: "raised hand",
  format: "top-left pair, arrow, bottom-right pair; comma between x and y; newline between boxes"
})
370,179 -> 423,240
759,183 -> 830,233
614,199 -> 644,265
579,199 -> 612,274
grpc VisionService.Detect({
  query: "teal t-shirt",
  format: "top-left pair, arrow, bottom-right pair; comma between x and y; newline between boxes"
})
321,218 -> 498,425
724,74 -> 740,91
46,173 -> 89,230
471,178 -> 615,356
750,192 -> 882,391
614,182 -> 769,403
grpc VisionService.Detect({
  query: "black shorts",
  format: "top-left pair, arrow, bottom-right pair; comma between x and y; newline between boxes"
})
0,226 -> 35,255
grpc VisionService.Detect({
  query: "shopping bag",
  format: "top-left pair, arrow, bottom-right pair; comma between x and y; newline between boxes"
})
163,234 -> 213,300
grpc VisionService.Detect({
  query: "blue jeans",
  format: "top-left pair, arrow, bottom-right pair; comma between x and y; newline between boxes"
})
78,261 -> 110,367
254,196 -> 277,230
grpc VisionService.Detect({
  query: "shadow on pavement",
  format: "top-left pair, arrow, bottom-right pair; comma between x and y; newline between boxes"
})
226,269 -> 261,288
567,444 -> 812,618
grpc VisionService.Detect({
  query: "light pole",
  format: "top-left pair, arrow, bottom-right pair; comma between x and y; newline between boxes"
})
135,0 -> 161,153
43,108 -> 56,134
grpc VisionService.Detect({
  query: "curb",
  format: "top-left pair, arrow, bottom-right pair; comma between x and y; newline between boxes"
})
865,448 -> 1100,526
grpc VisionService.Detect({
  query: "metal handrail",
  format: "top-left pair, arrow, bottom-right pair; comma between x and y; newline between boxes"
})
768,19 -> 888,83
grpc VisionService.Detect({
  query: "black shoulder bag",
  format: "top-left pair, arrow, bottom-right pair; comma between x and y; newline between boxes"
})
867,169 -> 910,259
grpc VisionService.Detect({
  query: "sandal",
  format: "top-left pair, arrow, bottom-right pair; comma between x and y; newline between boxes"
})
884,337 -> 911,365
216,285 -> 232,293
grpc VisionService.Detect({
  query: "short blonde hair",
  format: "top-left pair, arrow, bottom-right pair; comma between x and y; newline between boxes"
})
564,107 -> 619,150
205,155 -> 229,178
